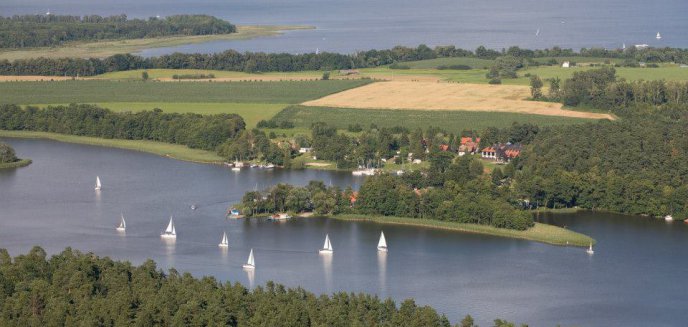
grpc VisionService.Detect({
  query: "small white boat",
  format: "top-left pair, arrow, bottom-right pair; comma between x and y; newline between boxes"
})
116,213 -> 126,232
665,215 -> 674,222
190,204 -> 198,210
231,167 -> 241,172
377,231 -> 388,252
586,243 -> 594,255
656,32 -> 662,40
95,176 -> 102,191
319,234 -> 333,254
242,249 -> 255,269
160,216 -> 176,239
218,231 -> 229,248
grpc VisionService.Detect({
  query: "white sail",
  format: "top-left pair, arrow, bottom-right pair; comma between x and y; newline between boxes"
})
116,213 -> 126,231
656,32 -> 662,40
219,232 -> 228,247
161,216 -> 176,238
535,28 -> 540,36
378,231 -> 387,248
323,234 -> 333,251
95,176 -> 102,190
243,248 -> 255,268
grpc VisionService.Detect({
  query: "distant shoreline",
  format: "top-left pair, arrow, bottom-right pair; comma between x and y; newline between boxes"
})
0,25 -> 315,61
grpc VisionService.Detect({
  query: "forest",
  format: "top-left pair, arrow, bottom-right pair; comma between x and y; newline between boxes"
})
1,44 -> 688,76
0,15 -> 236,48
0,246 -> 531,327
0,104 -> 245,151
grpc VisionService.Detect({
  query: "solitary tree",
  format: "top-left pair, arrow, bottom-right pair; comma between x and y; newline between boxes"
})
0,142 -> 17,163
530,75 -> 544,99
141,71 -> 149,81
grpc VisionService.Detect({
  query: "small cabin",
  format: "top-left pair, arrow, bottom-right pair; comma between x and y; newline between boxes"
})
562,61 -> 570,68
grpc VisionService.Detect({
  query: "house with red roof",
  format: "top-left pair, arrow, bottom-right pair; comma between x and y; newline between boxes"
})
481,143 -> 522,163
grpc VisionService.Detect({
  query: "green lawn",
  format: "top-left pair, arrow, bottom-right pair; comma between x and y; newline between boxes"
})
503,65 -> 688,86
32,102 -> 288,128
331,214 -> 595,247
273,105 -> 598,132
0,80 -> 371,105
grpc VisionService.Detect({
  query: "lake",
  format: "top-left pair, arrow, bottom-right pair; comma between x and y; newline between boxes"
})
1,138 -> 687,326
2,0 -> 687,55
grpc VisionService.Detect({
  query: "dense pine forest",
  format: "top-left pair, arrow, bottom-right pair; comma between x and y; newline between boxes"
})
0,15 -> 236,48
0,246 -> 531,327
2,44 -> 688,76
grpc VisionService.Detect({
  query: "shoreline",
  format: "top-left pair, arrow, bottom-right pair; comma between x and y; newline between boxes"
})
329,214 -> 595,247
0,158 -> 32,169
0,130 -> 223,164
0,25 -> 314,61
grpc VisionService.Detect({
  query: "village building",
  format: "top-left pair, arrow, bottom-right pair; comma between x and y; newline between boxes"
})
458,137 -> 480,156
481,143 -> 522,163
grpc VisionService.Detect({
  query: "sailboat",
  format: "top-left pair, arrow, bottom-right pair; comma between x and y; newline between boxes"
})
116,213 -> 126,232
160,216 -> 176,239
319,234 -> 333,254
218,232 -> 229,248
242,249 -> 255,269
377,231 -> 388,252
535,28 -> 540,37
95,176 -> 102,191
656,32 -> 662,40
586,243 -> 594,255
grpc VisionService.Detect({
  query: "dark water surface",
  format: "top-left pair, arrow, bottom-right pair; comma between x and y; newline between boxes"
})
1,138 -> 687,326
2,0 -> 686,54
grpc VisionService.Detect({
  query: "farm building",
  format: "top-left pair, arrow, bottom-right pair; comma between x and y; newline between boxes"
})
458,137 -> 480,156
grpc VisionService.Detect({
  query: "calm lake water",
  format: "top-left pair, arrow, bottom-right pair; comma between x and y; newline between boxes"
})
2,0 -> 687,54
1,138 -> 687,326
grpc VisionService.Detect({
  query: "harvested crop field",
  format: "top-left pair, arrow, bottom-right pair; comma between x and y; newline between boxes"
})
303,81 -> 614,120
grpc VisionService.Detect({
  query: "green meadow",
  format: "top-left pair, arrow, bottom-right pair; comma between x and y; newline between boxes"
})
273,105 -> 598,132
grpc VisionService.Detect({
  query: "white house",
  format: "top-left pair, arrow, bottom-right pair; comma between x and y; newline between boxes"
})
562,61 -> 570,68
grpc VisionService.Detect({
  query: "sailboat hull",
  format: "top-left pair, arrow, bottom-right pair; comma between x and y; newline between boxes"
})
116,227 -> 125,232
218,243 -> 228,248
160,233 -> 176,239
242,264 -> 255,270
377,246 -> 388,252
586,250 -> 594,255
319,249 -> 333,254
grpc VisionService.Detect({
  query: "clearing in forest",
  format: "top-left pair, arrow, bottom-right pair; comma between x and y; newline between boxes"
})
303,81 -> 615,120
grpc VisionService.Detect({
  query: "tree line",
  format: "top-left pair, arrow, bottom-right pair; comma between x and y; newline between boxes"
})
529,67 -> 688,117
0,14 -> 236,48
2,44 -> 688,76
0,246 -> 534,326
0,104 -> 245,151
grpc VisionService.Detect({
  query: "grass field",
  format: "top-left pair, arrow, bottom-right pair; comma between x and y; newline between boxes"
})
96,69 -> 324,81
0,25 -> 313,61
302,81 -> 613,119
330,214 -> 595,247
0,80 -> 370,104
31,102 -> 287,128
0,131 -> 223,163
274,105 -> 598,131
399,57 -> 497,69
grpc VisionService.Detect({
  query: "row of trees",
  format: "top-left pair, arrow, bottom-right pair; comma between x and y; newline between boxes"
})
3,44 -> 688,76
0,246 -> 526,326
0,104 -> 245,151
0,15 -> 236,48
